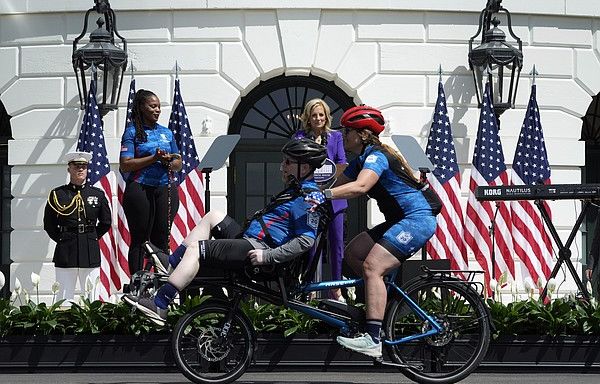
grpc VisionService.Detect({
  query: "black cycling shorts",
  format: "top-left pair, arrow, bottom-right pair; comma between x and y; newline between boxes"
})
198,238 -> 254,269
211,215 -> 243,240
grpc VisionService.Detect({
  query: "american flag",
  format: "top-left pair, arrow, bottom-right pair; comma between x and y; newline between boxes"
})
425,82 -> 468,277
510,84 -> 554,289
464,82 -> 515,292
76,76 -> 121,301
114,78 -> 135,279
168,78 -> 205,249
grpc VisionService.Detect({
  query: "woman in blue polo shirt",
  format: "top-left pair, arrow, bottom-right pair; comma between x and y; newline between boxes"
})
120,89 -> 182,276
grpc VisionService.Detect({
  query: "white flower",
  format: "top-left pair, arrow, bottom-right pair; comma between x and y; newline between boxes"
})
547,278 -> 557,294
14,277 -> 22,294
31,272 -> 40,287
10,290 -> 17,301
510,281 -> 518,295
489,279 -> 498,293
536,277 -> 544,289
23,290 -> 30,303
524,279 -> 533,293
51,281 -> 60,294
0,271 -> 5,290
587,281 -> 593,296
85,276 -> 93,294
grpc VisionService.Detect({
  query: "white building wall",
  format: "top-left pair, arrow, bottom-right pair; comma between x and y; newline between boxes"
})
1,1 -> 599,300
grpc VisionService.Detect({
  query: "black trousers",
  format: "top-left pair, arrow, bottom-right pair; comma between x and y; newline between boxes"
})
123,181 -> 179,275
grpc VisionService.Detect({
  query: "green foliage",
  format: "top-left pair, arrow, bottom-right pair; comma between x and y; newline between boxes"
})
487,297 -> 600,338
2,296 -> 600,338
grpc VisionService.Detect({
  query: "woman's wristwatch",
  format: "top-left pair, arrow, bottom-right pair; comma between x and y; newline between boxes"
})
323,189 -> 333,200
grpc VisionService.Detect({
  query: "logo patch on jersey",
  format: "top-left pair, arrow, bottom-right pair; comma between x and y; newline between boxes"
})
365,154 -> 378,164
396,231 -> 413,245
86,196 -> 99,207
307,211 -> 320,229
160,133 -> 168,142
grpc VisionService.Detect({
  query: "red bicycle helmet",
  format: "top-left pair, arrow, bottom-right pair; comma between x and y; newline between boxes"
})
340,105 -> 385,135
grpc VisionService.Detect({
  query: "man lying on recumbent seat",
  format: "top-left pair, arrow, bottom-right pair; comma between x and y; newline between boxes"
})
122,138 -> 327,325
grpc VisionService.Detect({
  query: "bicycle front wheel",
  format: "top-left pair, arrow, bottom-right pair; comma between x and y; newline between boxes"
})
172,303 -> 255,384
384,279 -> 490,384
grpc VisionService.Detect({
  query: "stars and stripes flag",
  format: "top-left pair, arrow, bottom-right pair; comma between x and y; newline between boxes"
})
76,76 -> 121,301
464,82 -> 515,292
168,78 -> 205,249
425,82 -> 468,277
510,84 -> 554,289
114,78 -> 135,279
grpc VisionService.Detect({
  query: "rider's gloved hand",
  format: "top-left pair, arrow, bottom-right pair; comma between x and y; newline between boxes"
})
304,191 -> 325,212
248,249 -> 267,265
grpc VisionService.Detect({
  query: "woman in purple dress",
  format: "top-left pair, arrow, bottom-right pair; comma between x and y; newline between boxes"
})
294,98 -> 347,301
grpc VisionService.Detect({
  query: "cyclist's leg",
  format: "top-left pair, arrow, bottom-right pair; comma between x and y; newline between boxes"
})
168,210 -> 231,269
343,232 -> 375,277
363,246 -> 401,321
343,221 -> 392,277
181,210 -> 228,244
125,239 -> 254,324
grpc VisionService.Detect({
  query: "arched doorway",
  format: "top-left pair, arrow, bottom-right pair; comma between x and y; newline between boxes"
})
227,75 -> 367,242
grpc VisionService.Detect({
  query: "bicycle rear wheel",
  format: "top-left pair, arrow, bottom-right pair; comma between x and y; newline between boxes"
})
172,302 -> 255,384
384,279 -> 490,384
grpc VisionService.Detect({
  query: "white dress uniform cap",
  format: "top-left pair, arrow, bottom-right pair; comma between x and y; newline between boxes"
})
65,151 -> 92,164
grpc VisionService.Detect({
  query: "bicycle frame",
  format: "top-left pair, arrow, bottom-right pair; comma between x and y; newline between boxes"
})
182,268 -> 453,347
289,275 -> 444,345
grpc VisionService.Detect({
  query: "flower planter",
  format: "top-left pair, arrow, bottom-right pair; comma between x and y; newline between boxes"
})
483,336 -> 600,368
0,335 -> 174,368
1,334 -> 600,369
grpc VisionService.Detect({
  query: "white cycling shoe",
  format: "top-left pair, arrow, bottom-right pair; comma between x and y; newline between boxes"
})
336,333 -> 382,358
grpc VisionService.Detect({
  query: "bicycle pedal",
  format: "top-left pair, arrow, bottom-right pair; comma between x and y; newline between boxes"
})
374,359 -> 423,371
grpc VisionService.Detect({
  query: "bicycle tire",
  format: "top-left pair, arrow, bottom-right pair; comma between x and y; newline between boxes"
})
384,278 -> 490,384
172,302 -> 255,384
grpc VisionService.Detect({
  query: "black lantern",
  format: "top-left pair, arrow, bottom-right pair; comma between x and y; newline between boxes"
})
72,0 -> 127,116
468,0 -> 523,117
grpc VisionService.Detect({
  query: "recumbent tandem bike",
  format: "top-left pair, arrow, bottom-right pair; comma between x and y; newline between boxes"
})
127,202 -> 491,384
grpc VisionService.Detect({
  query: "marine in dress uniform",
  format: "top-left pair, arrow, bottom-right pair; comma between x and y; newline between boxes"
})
43,152 -> 111,302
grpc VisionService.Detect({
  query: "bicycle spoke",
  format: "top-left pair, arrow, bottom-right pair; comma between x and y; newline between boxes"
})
385,279 -> 490,383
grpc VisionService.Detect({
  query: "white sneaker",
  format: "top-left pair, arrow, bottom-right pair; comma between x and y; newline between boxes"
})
336,333 -> 382,358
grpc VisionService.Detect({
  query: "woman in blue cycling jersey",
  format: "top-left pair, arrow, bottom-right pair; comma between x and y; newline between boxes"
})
321,105 -> 441,358
120,89 -> 182,276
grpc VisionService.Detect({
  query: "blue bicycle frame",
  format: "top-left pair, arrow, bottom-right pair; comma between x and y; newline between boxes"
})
285,270 -> 445,346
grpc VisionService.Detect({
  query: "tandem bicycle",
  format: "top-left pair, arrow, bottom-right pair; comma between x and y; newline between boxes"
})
128,237 -> 491,384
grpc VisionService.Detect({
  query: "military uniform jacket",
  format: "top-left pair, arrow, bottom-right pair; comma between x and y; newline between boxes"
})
43,183 -> 112,268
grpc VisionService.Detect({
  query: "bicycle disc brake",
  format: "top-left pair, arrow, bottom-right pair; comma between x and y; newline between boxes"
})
422,316 -> 453,347
197,327 -> 232,362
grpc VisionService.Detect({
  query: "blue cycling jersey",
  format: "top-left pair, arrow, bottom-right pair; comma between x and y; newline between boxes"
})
243,179 -> 320,246
344,145 -> 441,221
120,123 -> 180,186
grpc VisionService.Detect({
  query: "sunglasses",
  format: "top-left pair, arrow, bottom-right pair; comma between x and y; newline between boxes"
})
282,158 -> 298,165
342,127 -> 353,135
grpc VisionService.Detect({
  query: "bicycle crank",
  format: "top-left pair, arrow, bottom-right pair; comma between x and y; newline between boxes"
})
373,358 -> 424,371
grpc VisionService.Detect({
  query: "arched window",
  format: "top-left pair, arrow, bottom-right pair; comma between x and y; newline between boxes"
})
227,75 -> 366,240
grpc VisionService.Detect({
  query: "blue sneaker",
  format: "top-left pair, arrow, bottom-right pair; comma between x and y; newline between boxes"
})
336,333 -> 382,358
